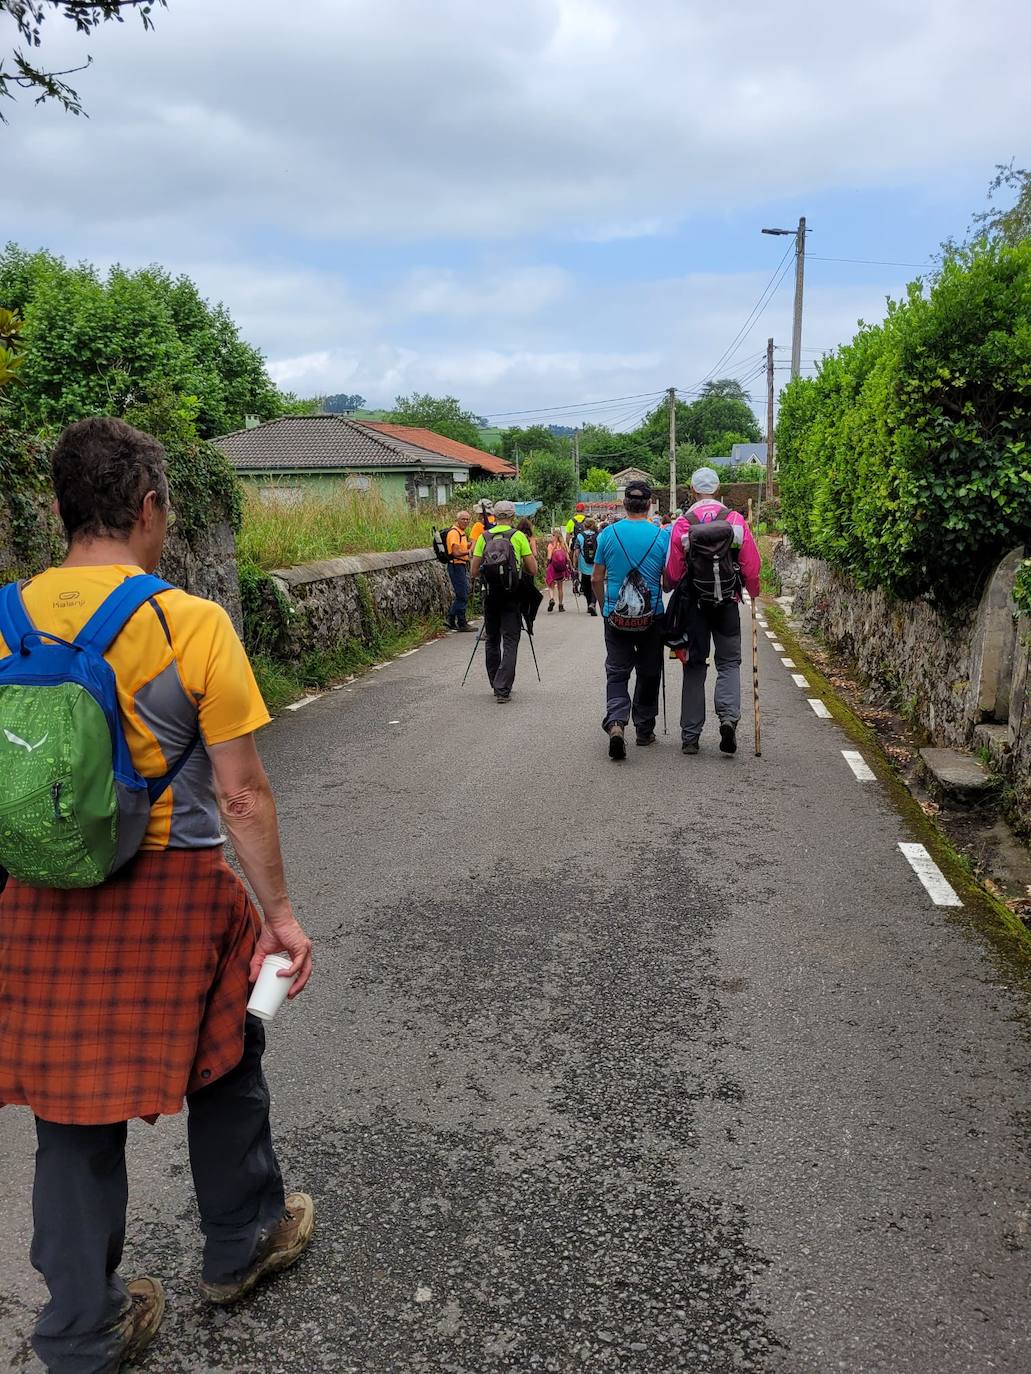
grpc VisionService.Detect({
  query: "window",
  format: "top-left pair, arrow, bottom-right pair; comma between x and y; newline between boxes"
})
436,486 -> 449,506
417,484 -> 430,500
453,470 -> 469,484
345,474 -> 371,492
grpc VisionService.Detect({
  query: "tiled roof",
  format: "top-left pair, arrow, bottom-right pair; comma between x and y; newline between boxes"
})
359,423 -> 516,476
211,416 -> 468,473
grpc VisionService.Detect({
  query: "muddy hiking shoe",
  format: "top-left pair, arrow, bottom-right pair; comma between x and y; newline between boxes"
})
719,720 -> 738,755
682,739 -> 700,755
200,1192 -> 315,1306
608,723 -> 627,761
113,1277 -> 165,1370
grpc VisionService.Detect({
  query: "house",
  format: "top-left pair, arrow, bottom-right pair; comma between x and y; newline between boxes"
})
730,443 -> 768,466
212,415 -> 471,508
357,423 -> 516,482
611,466 -> 653,490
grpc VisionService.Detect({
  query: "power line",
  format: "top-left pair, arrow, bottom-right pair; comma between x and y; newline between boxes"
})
808,255 -> 931,269
482,389 -> 666,421
688,242 -> 796,392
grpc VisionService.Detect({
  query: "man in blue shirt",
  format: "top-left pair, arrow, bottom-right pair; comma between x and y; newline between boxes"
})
591,480 -> 671,759
572,517 -> 599,616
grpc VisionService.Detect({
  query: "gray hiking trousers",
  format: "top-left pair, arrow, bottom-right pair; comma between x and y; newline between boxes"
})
680,600 -> 741,742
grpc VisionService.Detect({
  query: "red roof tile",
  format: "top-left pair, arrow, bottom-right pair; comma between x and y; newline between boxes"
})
359,423 -> 516,476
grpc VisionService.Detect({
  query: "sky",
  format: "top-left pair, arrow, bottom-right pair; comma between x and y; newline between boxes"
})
3,0 -> 1030,431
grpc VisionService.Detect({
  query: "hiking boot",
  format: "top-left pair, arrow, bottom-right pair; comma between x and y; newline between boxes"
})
608,723 -> 627,761
114,1277 -> 165,1370
200,1193 -> 315,1306
558,604 -> 565,612
495,691 -> 512,704
682,739 -> 700,755
587,605 -> 598,616
456,624 -> 474,633
719,720 -> 738,755
636,731 -> 657,746
547,600 -> 555,612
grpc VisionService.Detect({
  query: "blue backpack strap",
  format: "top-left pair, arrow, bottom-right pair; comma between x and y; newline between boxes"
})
0,581 -> 36,655
74,575 -> 175,656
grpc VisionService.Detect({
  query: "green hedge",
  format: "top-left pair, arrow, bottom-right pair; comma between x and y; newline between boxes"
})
777,241 -> 1031,606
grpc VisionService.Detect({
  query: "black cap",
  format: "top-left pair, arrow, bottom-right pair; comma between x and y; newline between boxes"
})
624,478 -> 653,499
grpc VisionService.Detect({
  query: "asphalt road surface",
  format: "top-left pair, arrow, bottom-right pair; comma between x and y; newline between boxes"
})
3,597 -> 1031,1373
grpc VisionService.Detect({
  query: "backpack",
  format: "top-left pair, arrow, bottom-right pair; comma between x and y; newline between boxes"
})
684,504 -> 741,607
432,526 -> 452,564
480,528 -> 519,596
607,526 -> 661,632
0,575 -> 199,890
580,529 -> 598,563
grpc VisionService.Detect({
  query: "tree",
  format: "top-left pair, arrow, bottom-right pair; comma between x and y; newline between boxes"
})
389,392 -> 482,448
0,307 -> 25,390
578,423 -> 652,473
1,1 -> 167,120
708,429 -> 755,458
0,244 -> 283,437
520,450 -> 577,511
970,162 -> 1031,246
500,424 -> 559,463
633,399 -> 694,460
583,466 -> 615,493
322,393 -> 366,413
680,393 -> 762,452
700,378 -> 752,401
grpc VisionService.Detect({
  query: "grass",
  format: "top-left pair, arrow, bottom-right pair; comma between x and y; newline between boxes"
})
238,487 -> 448,571
252,615 -> 443,713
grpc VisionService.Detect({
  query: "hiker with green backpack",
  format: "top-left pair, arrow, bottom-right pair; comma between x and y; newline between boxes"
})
0,417 -> 315,1373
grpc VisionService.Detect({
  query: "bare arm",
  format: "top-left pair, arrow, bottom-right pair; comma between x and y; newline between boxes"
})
591,561 -> 606,609
523,552 -> 539,577
209,734 -> 313,996
469,554 -> 482,580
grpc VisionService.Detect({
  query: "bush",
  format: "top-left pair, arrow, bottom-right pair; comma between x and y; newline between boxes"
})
584,466 -> 615,492
520,450 -> 577,510
777,241 -> 1031,605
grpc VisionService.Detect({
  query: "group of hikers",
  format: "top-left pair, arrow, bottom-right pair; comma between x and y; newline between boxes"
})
0,416 -> 762,1373
439,470 -> 761,754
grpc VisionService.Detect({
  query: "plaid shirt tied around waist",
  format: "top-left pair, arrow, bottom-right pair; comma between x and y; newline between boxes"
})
0,848 -> 259,1125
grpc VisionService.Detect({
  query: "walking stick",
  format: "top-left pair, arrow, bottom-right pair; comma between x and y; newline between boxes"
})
751,595 -> 762,756
571,576 -> 581,613
661,656 -> 667,735
523,617 -> 543,683
460,623 -> 486,687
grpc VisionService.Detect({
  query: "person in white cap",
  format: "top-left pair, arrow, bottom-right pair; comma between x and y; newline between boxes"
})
662,467 -> 761,755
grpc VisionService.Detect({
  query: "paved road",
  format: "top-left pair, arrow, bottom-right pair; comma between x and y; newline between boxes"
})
3,598 -> 1031,1373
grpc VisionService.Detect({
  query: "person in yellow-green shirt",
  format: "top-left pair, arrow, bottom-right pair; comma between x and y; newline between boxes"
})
469,500 -> 538,703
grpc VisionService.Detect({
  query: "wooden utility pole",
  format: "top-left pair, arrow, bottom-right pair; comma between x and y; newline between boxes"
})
790,216 -> 807,381
573,428 -> 580,494
766,337 -> 776,503
667,386 -> 677,513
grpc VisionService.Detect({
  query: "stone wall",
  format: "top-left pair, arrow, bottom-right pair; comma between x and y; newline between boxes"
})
260,549 -> 450,659
775,542 -> 1031,818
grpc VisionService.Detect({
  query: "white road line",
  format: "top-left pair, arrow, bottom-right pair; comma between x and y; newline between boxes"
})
780,658 -> 795,668
842,750 -> 876,782
388,719 -> 401,725
898,843 -> 963,907
771,642 -> 785,652
765,631 -> 776,640
286,694 -> 323,712
808,698 -> 832,718
791,673 -> 809,688
397,648 -> 420,658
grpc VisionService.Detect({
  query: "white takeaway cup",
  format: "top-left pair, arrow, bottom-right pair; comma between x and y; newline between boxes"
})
246,954 -> 297,1022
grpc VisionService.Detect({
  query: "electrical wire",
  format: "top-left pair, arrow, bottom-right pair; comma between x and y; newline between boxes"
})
808,255 -> 931,269
687,242 -> 795,392
482,389 -> 666,421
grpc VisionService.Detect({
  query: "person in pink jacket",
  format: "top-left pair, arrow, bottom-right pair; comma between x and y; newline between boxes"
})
662,467 -> 762,756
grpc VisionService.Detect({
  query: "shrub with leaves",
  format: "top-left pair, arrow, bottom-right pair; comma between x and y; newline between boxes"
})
777,240 -> 1031,606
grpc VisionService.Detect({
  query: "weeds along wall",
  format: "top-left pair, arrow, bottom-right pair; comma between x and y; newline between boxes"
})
776,241 -> 1031,609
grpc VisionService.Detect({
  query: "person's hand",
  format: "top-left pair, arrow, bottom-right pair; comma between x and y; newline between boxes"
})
249,905 -> 313,998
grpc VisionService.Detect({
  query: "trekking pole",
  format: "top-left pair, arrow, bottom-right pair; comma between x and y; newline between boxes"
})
751,594 -> 762,756
460,623 -> 486,687
661,657 -> 668,735
523,617 -> 543,683
571,577 -> 581,613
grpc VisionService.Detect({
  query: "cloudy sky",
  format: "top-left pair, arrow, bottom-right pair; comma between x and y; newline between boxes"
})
4,0 -> 1029,429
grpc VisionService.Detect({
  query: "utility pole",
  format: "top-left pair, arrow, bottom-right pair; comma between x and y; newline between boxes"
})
765,336 -> 775,503
761,215 -> 807,379
667,386 -> 676,514
573,428 -> 580,495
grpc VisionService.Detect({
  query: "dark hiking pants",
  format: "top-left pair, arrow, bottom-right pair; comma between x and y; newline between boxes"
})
580,573 -> 596,609
680,600 -> 742,742
602,619 -> 664,737
483,598 -> 522,697
30,1015 -> 285,1374
447,563 -> 469,627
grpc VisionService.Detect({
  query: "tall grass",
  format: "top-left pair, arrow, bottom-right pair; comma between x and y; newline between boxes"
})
237,487 -> 448,570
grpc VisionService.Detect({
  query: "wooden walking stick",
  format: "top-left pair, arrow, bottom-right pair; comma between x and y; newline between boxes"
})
751,594 -> 762,757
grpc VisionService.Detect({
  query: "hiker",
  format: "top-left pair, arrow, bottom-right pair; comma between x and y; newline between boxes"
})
572,517 -> 599,615
565,502 -> 587,539
0,417 -> 315,1373
444,509 -> 473,632
517,514 -> 540,562
469,499 -> 538,703
663,466 -> 761,756
591,479 -> 671,759
468,498 -> 495,549
545,527 -> 572,612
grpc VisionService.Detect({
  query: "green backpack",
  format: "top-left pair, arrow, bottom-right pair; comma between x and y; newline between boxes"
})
0,575 -> 198,889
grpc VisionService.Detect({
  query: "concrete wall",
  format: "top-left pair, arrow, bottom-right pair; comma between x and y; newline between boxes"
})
775,542 -> 1031,819
260,549 -> 450,659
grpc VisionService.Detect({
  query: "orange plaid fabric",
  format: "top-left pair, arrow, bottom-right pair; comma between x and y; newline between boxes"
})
0,849 -> 259,1125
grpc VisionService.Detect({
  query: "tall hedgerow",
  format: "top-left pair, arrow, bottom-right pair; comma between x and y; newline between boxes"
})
777,241 -> 1031,605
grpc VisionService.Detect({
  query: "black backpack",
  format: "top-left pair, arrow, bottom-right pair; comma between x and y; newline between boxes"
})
685,505 -> 741,606
607,526 -> 661,632
580,528 -> 598,563
480,528 -> 519,595
432,526 -> 452,564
